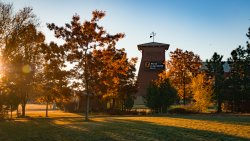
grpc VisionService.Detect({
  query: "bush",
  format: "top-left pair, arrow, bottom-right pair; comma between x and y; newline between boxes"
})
131,109 -> 138,115
168,105 -> 199,114
139,110 -> 147,115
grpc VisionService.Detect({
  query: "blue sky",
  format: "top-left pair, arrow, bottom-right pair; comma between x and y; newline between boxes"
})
4,0 -> 250,72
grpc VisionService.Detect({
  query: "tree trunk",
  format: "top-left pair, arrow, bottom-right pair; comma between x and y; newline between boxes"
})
184,82 -> 186,105
16,104 -> 19,116
10,104 -> 12,119
113,98 -> 115,110
150,108 -> 152,115
21,103 -> 26,117
154,108 -> 155,115
217,99 -> 222,113
166,106 -> 168,114
161,107 -> 162,114
46,102 -> 48,117
86,80 -> 89,120
109,101 -> 112,110
122,101 -> 123,111
158,108 -> 160,114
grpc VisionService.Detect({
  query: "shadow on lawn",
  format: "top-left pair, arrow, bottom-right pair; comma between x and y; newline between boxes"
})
1,118 -> 249,141
169,115 -> 250,126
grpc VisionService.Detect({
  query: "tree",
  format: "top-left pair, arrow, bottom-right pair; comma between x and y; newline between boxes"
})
35,42 -> 71,117
123,93 -> 134,111
0,2 -> 42,117
227,45 -> 250,112
91,47 -> 138,110
0,75 -> 21,118
143,80 -> 158,115
206,52 -> 226,113
12,24 -> 44,117
158,73 -> 178,114
164,48 -> 202,105
0,3 -> 39,65
190,73 -> 214,113
47,10 -> 125,120
143,75 -> 177,115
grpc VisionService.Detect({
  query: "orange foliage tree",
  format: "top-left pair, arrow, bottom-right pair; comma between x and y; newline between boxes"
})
35,42 -> 71,117
164,48 -> 202,105
91,47 -> 138,110
47,10 -> 125,120
0,2 -> 42,117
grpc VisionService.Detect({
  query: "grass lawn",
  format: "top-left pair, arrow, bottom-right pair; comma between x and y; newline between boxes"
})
1,116 -> 250,140
8,110 -> 110,119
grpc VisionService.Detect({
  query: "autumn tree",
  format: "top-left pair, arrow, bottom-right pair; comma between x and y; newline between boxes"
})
0,2 -> 39,63
0,2 -> 42,117
164,48 -> 202,105
190,73 -> 214,113
91,47 -> 138,110
0,75 -> 21,118
206,52 -> 226,113
35,42 -> 71,117
47,10 -> 125,120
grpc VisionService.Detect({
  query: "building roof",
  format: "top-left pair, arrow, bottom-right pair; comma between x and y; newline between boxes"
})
137,42 -> 170,50
200,62 -> 231,72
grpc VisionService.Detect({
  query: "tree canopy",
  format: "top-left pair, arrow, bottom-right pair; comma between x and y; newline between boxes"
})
164,48 -> 202,105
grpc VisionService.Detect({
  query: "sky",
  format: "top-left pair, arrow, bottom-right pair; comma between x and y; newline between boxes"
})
3,0 -> 250,73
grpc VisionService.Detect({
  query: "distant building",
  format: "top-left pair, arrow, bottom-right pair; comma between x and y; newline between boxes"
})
135,42 -> 170,104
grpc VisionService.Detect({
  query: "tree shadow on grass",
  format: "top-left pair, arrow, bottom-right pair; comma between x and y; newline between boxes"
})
0,118 -> 249,141
168,115 -> 250,126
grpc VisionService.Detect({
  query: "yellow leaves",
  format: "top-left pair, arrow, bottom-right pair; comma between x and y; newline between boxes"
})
190,73 -> 214,111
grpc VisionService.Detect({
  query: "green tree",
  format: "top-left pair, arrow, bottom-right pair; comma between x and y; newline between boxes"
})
158,73 -> 178,114
123,93 -> 134,111
47,10 -> 125,120
227,46 -> 245,112
190,73 -> 214,113
143,80 -> 158,115
206,52 -> 226,113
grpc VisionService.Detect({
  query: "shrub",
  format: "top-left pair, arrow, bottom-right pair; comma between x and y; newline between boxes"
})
168,105 -> 199,114
139,110 -> 147,115
131,109 -> 139,115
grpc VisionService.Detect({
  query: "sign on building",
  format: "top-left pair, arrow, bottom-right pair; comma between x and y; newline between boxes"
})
144,61 -> 165,71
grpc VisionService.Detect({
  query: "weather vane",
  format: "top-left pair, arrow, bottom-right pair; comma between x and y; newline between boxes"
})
150,31 -> 156,42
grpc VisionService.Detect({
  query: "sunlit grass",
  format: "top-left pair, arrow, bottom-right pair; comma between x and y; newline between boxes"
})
1,116 -> 249,140
8,110 -> 109,119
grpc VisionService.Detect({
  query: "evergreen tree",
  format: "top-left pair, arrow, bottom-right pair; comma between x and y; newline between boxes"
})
123,93 -> 134,111
158,74 -> 178,114
227,46 -> 246,112
206,52 -> 225,113
143,80 -> 158,115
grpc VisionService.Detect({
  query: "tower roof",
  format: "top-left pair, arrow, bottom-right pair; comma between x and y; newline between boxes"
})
137,42 -> 170,50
